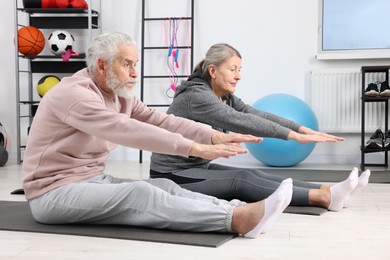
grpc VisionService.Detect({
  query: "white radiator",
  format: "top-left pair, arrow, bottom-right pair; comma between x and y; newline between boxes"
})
309,68 -> 388,133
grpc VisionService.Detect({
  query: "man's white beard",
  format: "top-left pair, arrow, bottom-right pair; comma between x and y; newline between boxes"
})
105,69 -> 135,99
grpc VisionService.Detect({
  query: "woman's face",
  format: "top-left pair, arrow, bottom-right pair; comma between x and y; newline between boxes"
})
209,55 -> 241,97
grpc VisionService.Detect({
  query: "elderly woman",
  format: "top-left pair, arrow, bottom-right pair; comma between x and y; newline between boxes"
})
150,43 -> 370,211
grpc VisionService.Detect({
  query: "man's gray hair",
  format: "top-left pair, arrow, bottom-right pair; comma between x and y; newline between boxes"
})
86,31 -> 136,71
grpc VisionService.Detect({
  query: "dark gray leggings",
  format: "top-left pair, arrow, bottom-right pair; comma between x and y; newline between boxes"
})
151,163 -> 321,206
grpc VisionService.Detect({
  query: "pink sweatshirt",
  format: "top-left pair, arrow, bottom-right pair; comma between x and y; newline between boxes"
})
22,69 -> 215,200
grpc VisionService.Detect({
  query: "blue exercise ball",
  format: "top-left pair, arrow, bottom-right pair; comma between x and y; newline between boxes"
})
245,93 -> 319,167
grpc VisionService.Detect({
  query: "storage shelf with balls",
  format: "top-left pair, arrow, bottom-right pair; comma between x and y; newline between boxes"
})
14,0 -> 101,164
19,53 -> 86,59
20,54 -> 87,73
18,8 -> 99,29
19,101 -> 40,104
18,8 -> 98,14
31,60 -> 87,73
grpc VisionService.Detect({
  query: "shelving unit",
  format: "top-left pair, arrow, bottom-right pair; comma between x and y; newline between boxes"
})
14,1 -> 101,164
139,0 -> 195,163
360,65 -> 390,170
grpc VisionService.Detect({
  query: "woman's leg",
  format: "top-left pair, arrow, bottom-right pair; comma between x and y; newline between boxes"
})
209,164 -> 321,189
210,165 -> 365,211
144,177 -> 245,207
172,164 -> 311,206
303,167 -> 369,210
170,164 -> 363,210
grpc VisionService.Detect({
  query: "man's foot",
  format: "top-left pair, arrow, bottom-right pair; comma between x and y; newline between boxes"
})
232,178 -> 293,238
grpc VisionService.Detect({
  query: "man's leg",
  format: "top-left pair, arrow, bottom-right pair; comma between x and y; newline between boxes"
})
29,175 -> 234,233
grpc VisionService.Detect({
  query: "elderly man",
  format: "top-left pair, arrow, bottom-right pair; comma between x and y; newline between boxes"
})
22,32 -> 293,238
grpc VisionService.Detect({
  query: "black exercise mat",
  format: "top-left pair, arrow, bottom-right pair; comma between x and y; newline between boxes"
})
0,200 -> 236,248
284,206 -> 327,216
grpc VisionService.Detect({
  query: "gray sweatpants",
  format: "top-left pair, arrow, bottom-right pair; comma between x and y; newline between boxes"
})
164,164 -> 322,206
29,175 -> 242,233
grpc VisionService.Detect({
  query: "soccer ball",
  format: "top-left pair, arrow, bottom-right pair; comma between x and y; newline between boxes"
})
48,30 -> 75,56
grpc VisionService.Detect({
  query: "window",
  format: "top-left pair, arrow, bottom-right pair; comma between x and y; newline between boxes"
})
317,0 -> 390,60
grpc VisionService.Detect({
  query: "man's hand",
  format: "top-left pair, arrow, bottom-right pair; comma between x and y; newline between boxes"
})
211,132 -> 263,145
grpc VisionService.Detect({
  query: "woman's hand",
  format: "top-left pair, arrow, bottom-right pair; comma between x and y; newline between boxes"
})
288,132 -> 332,144
189,142 -> 249,160
288,126 -> 345,144
211,132 -> 263,145
189,132 -> 262,160
298,126 -> 345,141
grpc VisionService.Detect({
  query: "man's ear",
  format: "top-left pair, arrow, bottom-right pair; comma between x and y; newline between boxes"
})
97,58 -> 106,74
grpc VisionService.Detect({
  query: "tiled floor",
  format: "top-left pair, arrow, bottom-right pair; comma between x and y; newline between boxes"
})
0,161 -> 390,259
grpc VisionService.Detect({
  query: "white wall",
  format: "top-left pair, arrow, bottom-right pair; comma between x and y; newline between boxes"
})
2,0 -> 390,165
0,1 -> 18,163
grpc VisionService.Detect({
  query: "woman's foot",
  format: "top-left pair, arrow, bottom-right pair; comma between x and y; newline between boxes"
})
344,169 -> 371,208
328,167 -> 359,211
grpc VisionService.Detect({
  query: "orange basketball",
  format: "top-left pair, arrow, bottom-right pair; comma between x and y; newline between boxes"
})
17,26 -> 45,56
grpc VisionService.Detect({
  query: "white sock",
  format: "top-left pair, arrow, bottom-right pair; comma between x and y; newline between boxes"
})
344,169 -> 371,208
328,168 -> 359,211
244,178 -> 293,238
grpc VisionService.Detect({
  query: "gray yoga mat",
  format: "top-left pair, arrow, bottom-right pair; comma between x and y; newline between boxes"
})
0,200 -> 236,248
284,206 -> 327,216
